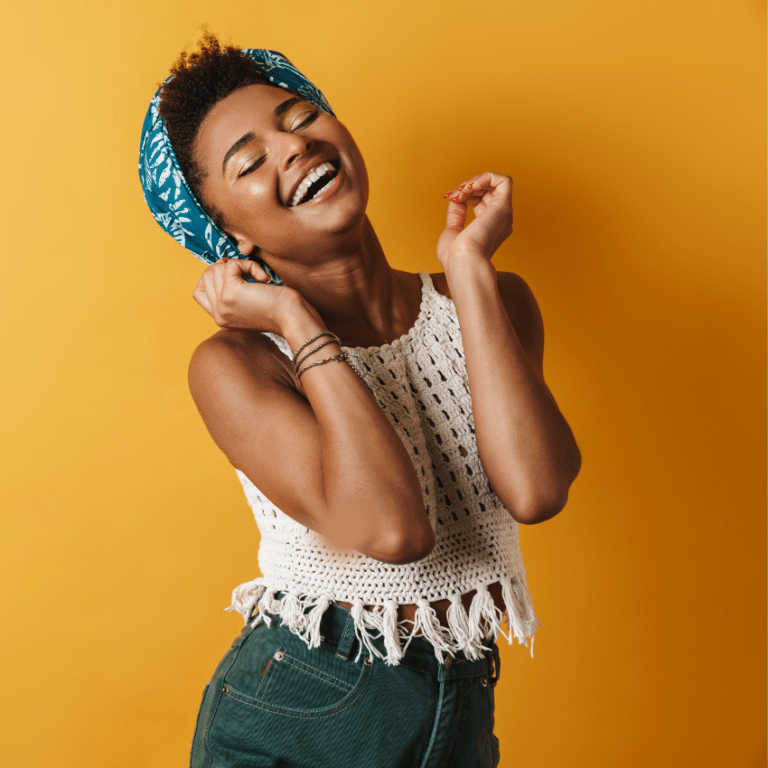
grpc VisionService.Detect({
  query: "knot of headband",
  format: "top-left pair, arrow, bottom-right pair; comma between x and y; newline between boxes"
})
138,49 -> 335,284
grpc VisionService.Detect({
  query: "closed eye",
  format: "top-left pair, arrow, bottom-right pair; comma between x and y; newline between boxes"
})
290,109 -> 319,131
238,155 -> 267,178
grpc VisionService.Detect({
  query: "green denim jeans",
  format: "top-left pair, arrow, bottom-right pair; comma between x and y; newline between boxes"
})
190,600 -> 501,768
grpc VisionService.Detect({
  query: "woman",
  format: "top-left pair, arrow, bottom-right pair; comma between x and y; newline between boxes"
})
139,34 -> 580,768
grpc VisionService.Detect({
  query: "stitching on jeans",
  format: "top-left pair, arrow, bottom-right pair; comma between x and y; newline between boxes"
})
281,654 -> 353,691
254,661 -> 368,713
224,665 -> 371,720
199,628 -> 254,763
444,683 -> 470,768
256,657 -> 278,698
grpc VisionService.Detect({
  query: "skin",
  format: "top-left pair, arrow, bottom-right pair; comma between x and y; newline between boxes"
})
188,83 -> 581,624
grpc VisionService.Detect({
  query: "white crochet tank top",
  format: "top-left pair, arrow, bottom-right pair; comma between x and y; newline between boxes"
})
230,271 -> 538,665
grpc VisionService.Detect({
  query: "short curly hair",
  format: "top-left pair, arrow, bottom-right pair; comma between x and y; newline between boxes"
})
157,32 -> 270,232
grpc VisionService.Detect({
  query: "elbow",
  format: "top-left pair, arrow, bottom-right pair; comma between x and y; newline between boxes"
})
511,493 -> 568,525
367,524 -> 436,565
509,449 -> 582,525
502,482 -> 574,525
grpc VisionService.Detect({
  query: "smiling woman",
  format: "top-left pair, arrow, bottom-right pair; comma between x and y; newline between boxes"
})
138,32 -> 581,768
192,83 -> 369,269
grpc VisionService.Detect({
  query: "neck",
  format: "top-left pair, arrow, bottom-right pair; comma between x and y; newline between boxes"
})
262,217 -> 420,347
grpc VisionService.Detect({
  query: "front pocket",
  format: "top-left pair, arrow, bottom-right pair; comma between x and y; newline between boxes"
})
224,648 -> 373,719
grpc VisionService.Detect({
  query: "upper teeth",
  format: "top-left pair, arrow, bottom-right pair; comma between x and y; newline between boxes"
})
290,161 -> 336,207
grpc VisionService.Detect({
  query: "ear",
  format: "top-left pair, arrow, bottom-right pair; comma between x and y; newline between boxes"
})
225,228 -> 259,258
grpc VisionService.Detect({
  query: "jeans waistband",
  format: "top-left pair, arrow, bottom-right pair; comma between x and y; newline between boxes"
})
258,594 -> 500,683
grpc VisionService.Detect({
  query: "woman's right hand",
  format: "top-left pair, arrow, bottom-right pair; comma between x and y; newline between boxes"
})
192,257 -> 320,336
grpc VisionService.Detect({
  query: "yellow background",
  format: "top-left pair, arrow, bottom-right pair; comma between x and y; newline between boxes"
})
1,1 -> 764,765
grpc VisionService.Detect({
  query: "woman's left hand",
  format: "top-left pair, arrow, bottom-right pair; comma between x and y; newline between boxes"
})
436,172 -> 513,269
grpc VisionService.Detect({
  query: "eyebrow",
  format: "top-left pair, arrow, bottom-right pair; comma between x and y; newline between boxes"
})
221,97 -> 305,174
274,96 -> 303,117
222,132 -> 256,174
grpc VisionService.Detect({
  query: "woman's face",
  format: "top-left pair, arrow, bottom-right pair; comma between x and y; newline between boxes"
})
194,84 -> 369,263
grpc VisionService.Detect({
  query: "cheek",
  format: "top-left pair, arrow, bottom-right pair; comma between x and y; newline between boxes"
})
220,182 -> 280,229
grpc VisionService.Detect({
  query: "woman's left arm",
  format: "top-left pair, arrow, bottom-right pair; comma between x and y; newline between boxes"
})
438,172 -> 581,524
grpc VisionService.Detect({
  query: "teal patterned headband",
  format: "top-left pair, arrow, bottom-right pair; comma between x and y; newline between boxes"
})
138,49 -> 335,285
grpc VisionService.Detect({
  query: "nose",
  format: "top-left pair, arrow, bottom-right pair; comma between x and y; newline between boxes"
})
277,131 -> 314,171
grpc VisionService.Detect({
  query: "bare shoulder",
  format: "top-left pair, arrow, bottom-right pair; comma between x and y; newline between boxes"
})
429,271 -> 451,299
495,272 -> 545,372
188,329 -> 297,406
431,269 -> 545,372
187,329 -> 311,483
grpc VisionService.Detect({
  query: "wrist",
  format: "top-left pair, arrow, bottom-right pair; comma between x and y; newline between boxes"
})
278,297 -> 329,352
442,250 -> 498,284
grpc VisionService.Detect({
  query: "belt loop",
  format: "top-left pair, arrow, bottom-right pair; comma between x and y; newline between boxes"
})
336,610 -> 357,660
490,643 -> 501,685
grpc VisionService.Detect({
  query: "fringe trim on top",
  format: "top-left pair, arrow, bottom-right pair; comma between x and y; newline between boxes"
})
227,577 -> 540,666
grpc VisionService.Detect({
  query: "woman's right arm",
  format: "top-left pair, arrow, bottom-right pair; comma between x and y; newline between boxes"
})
189,258 -> 433,564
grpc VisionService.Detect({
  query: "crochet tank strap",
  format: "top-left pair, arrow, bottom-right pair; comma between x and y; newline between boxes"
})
419,269 -> 436,291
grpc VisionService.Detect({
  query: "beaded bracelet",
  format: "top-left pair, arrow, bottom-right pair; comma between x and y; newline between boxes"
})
296,351 -> 350,379
294,337 -> 341,372
292,331 -> 341,366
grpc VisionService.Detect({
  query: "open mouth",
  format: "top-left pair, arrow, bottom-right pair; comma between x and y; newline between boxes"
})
289,159 -> 341,207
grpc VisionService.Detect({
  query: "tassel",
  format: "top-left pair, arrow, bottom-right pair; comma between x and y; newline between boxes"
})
350,601 -> 403,664
226,579 -> 264,622
446,593 -> 471,647
501,579 -> 540,657
260,587 -> 281,618
467,584 -> 501,655
350,600 -> 383,663
372,601 -> 402,666
448,592 -> 489,660
304,594 -> 332,649
502,580 -> 539,639
279,592 -> 304,634
409,599 -> 455,663
382,601 -> 402,665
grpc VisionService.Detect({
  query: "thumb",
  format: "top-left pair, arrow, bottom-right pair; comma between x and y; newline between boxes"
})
444,198 -> 466,234
437,200 -> 466,258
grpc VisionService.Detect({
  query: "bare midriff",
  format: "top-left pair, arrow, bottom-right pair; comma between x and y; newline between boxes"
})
337,580 -> 505,627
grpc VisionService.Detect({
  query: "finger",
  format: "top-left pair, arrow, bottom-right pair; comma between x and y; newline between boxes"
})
445,173 -> 512,201
222,256 -> 271,284
212,259 -> 227,299
203,276 -> 221,319
444,198 -> 467,232
456,188 -> 485,202
193,276 -> 216,317
240,258 -> 272,283
467,172 -> 513,199
443,177 -> 491,203
194,287 -> 214,315
443,184 -> 468,199
457,181 -> 513,211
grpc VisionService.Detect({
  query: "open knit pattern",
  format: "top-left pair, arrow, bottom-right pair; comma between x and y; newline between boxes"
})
230,271 -> 539,665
